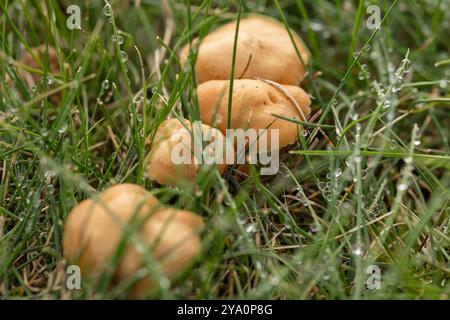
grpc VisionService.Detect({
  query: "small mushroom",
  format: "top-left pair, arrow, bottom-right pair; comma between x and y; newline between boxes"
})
21,45 -> 60,87
144,118 -> 227,185
180,15 -> 310,85
197,79 -> 311,149
63,184 -> 204,298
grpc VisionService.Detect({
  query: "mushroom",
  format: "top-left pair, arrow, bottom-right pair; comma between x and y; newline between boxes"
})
197,79 -> 311,149
21,45 -> 60,87
63,183 -> 204,298
144,118 -> 228,185
180,15 -> 310,85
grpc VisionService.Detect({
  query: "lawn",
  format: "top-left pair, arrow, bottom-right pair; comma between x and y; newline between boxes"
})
0,0 -> 449,299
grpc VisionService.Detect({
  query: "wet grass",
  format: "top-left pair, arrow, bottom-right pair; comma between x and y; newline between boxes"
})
0,0 -> 449,299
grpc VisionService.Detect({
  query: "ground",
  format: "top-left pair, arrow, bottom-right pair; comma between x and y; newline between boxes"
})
0,0 -> 449,299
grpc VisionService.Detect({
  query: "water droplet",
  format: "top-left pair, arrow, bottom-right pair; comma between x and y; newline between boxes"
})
345,157 -> 353,167
120,51 -> 128,61
103,4 -> 112,16
47,76 -> 55,85
151,87 -> 158,94
318,181 -> 326,191
159,278 -> 171,289
302,129 -> 309,137
270,276 -> 280,286
58,124 -> 67,134
335,168 -> 342,177
44,170 -> 57,179
112,34 -> 124,45
413,139 -> 421,146
101,79 -> 110,90
246,223 -> 257,234
397,183 -> 408,191
352,51 -> 360,59
439,80 -> 447,88
310,22 -> 324,31
392,86 -> 401,93
133,91 -> 144,105
279,162 -> 290,177
352,245 -> 364,256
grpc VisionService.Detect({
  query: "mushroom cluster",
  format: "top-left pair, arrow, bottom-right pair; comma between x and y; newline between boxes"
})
144,14 -> 312,185
63,13 -> 313,298
63,184 -> 203,298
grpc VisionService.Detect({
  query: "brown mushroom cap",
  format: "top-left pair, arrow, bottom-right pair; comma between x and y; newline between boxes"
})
21,45 -> 60,86
144,118 -> 227,185
63,184 -> 204,297
180,15 -> 310,85
197,79 -> 311,149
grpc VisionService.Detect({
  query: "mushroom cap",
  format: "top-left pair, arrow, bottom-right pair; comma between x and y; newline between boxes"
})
180,15 -> 310,85
197,79 -> 311,149
144,118 -> 227,185
21,45 -> 60,85
63,184 -> 204,297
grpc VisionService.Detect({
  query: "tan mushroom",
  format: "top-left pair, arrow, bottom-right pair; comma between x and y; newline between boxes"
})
63,183 -> 204,298
21,45 -> 60,87
144,118 -> 228,185
197,79 -> 311,149
180,15 -> 310,85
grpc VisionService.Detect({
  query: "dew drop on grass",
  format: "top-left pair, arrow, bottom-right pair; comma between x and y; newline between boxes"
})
101,79 -> 110,90
335,168 -> 342,177
352,245 -> 364,256
279,162 -> 290,177
103,4 -> 112,16
151,87 -> 158,94
245,223 -> 257,234
159,278 -> 171,289
310,224 -> 320,233
397,183 -> 408,191
345,157 -> 353,167
318,181 -> 326,191
414,139 -> 421,146
47,76 -> 55,85
58,124 -> 67,134
302,129 -> 309,137
112,34 -> 124,45
120,51 -> 128,62
439,80 -> 447,88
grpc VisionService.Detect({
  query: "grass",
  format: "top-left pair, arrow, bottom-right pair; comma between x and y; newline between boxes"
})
0,0 -> 449,299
